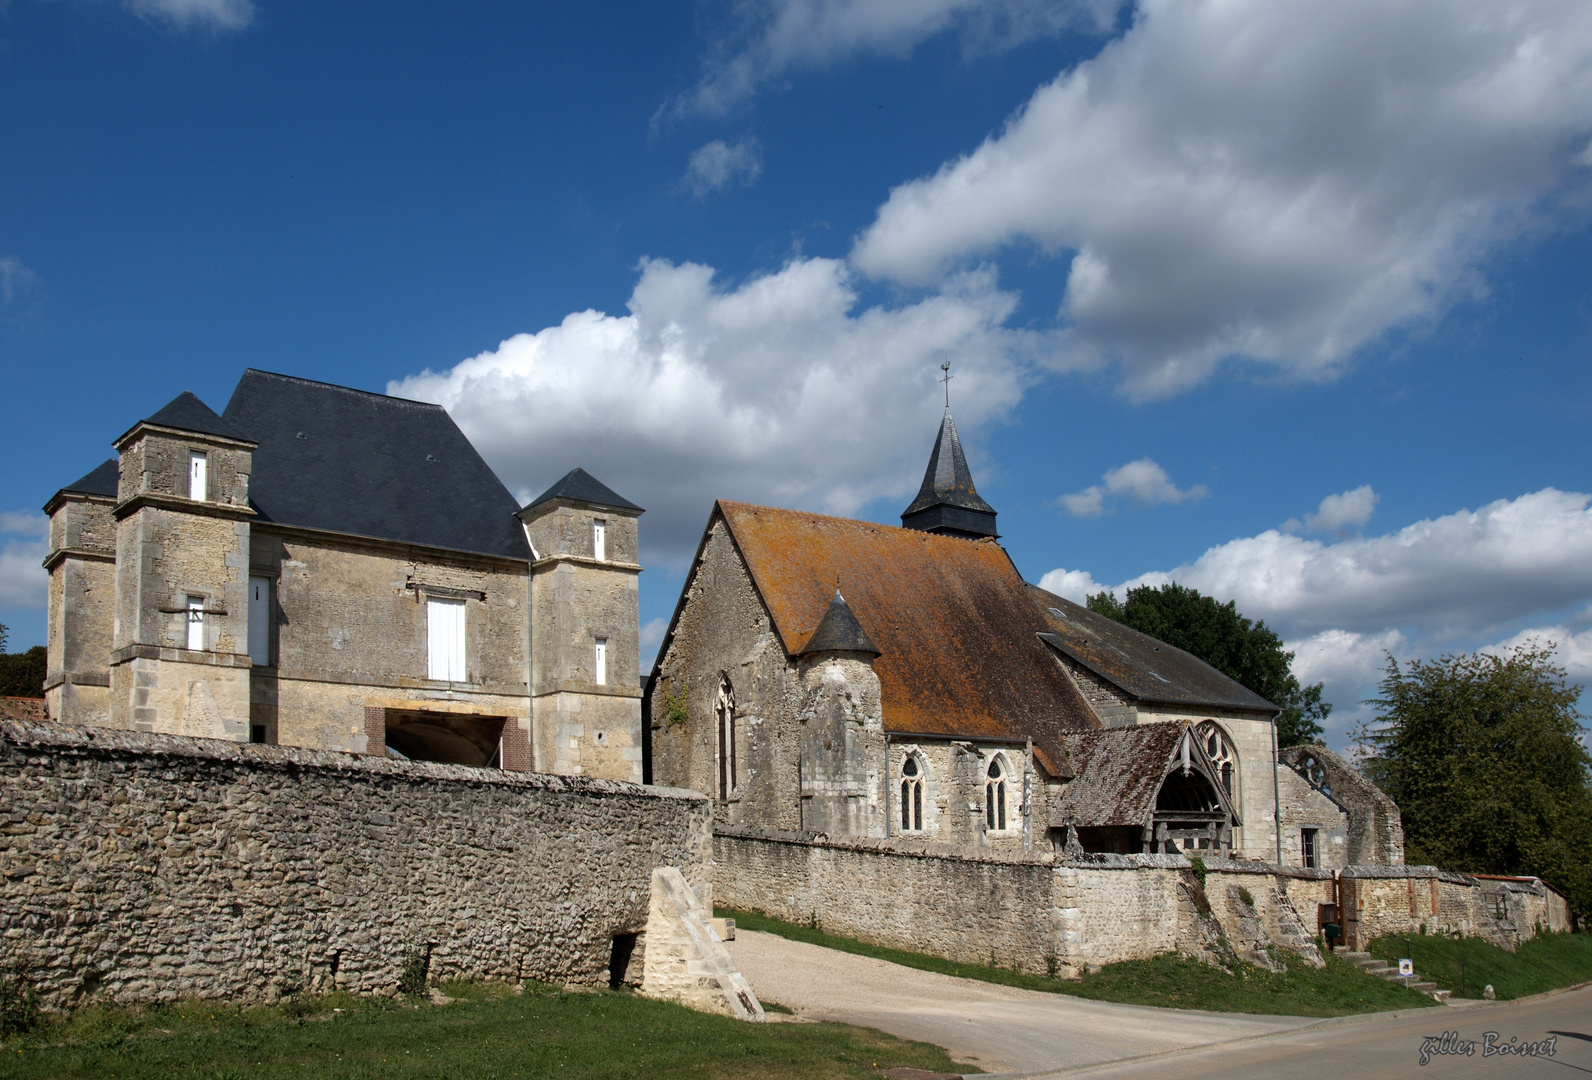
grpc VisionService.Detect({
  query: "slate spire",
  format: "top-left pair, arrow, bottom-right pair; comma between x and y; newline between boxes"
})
900,409 -> 998,539
800,590 -> 880,657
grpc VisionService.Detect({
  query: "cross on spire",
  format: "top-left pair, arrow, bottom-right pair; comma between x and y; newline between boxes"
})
939,361 -> 954,409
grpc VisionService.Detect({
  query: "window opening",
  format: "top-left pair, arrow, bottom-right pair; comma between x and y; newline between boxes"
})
426,597 -> 466,682
595,637 -> 608,685
185,595 -> 205,651
1301,828 -> 1319,869
593,519 -> 606,562
986,757 -> 1007,831
188,451 -> 208,501
900,755 -> 924,831
1196,721 -> 1237,797
248,576 -> 271,666
715,677 -> 736,800
250,724 -> 266,744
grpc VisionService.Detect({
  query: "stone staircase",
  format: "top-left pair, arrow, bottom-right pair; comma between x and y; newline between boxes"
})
1339,950 -> 1451,1003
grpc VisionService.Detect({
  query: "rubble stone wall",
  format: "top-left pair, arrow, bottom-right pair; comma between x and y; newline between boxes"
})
0,720 -> 710,1011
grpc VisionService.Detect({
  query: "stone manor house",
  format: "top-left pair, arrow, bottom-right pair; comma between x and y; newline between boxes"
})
43,370 -> 644,782
647,408 -> 1403,870
42,368 -> 1401,873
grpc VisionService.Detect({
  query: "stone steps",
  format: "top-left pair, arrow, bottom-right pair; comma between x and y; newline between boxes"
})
1338,951 -> 1451,1002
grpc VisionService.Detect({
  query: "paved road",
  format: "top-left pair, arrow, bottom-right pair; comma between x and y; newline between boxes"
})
725,930 -> 1592,1078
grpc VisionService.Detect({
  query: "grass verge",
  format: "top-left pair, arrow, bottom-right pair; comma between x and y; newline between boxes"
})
0,980 -> 973,1080
722,907 -> 1435,1017
1367,931 -> 1592,1000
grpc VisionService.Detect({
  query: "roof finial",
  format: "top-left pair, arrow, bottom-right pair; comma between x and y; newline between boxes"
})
939,361 -> 953,410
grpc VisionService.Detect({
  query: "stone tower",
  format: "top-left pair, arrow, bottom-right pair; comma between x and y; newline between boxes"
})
108,392 -> 258,738
795,590 -> 885,836
518,468 -> 645,782
900,409 -> 998,539
43,460 -> 119,726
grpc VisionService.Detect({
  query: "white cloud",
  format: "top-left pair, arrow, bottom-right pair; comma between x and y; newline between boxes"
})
124,0 -> 253,30
391,256 -> 1033,567
640,617 -> 669,672
1283,484 -> 1379,534
668,0 -> 1120,118
0,257 -> 42,319
684,138 -> 763,197
1060,457 -> 1207,517
0,514 -> 47,610
1484,624 -> 1592,686
1036,567 -> 1108,604
852,0 -> 1592,397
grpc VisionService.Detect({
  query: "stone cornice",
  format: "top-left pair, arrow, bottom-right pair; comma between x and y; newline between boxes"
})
114,492 -> 256,523
42,547 -> 116,572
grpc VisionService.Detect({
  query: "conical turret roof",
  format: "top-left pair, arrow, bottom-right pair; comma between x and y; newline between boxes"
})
799,590 -> 880,656
900,409 -> 997,539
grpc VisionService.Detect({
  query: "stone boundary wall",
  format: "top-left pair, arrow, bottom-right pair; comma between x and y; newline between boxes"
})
0,720 -> 711,1010
713,826 -> 1563,975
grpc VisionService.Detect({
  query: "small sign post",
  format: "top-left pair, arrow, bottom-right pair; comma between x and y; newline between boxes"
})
1399,958 -> 1414,980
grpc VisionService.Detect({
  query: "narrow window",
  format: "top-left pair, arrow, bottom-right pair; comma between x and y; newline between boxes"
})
986,757 -> 1007,831
594,637 -> 608,685
715,677 -> 736,800
593,519 -> 606,562
188,451 -> 208,501
185,595 -> 205,651
900,756 -> 924,831
250,724 -> 266,744
1301,828 -> 1318,869
426,597 -> 466,682
248,576 -> 271,666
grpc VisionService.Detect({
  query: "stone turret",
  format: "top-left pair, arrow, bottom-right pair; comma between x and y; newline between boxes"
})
108,391 -> 258,738
900,409 -> 997,539
43,460 -> 120,725
518,468 -> 645,782
796,590 -> 884,836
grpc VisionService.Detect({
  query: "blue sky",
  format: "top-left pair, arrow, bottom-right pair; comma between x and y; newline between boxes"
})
3,0 -> 1590,748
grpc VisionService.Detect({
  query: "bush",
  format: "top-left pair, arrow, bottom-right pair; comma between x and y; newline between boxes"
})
0,646 -> 46,699
0,968 -> 41,1039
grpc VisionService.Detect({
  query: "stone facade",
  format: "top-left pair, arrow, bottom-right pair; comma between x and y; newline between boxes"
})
0,720 -> 710,1011
43,487 -> 116,726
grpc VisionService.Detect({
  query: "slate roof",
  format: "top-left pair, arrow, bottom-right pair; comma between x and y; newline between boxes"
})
221,370 -> 531,561
1051,723 -> 1189,827
136,391 -> 253,443
901,409 -> 997,538
57,460 -> 119,500
523,467 -> 643,514
799,591 -> 880,656
714,501 -> 1100,776
1028,586 -> 1277,714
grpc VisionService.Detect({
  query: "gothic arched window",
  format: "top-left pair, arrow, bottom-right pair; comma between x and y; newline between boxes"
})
985,756 -> 1008,831
899,754 -> 924,831
1197,721 -> 1237,798
715,676 -> 736,801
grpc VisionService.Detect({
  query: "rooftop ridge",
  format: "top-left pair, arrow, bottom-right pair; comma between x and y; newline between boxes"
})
238,368 -> 446,411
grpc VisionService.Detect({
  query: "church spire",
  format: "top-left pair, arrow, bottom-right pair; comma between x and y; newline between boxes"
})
900,404 -> 998,540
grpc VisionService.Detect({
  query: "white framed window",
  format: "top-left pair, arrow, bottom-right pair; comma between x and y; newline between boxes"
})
248,576 -> 271,666
985,755 -> 1009,831
427,597 -> 466,682
185,595 -> 205,651
594,637 -> 608,685
900,754 -> 925,832
188,451 -> 208,501
593,519 -> 606,562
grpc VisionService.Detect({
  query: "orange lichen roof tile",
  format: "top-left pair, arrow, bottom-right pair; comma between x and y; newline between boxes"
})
718,501 -> 1100,776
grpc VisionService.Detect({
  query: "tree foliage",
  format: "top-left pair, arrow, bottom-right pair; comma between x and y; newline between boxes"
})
0,622 -> 46,699
1355,644 -> 1592,915
1086,583 -> 1329,747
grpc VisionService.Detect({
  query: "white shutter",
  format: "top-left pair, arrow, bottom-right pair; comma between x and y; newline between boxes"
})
186,595 -> 205,651
428,598 -> 466,682
595,637 -> 607,686
189,452 -> 208,501
593,520 -> 606,561
248,576 -> 271,666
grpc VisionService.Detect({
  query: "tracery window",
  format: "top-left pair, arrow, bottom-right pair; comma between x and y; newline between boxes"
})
715,676 -> 736,801
899,754 -> 924,832
1197,721 -> 1237,797
985,756 -> 1009,831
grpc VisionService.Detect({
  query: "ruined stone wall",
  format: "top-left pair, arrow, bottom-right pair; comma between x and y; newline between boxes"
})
0,720 -> 710,1011
1339,866 -> 1568,950
1052,653 -> 1137,728
1279,744 -> 1404,865
1276,766 -> 1350,871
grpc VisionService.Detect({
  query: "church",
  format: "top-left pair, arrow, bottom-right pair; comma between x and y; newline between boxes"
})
647,407 -> 1401,870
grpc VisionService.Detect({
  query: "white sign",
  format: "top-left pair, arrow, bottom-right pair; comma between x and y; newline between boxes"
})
1399,958 -> 1414,977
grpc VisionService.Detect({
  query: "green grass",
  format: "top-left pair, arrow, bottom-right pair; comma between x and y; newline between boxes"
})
722,907 -> 1436,1017
0,981 -> 973,1080
1368,931 -> 1592,1000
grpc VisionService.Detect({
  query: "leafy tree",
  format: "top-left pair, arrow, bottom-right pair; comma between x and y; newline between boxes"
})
1086,583 -> 1329,747
0,624 -> 46,699
1355,644 -> 1592,915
